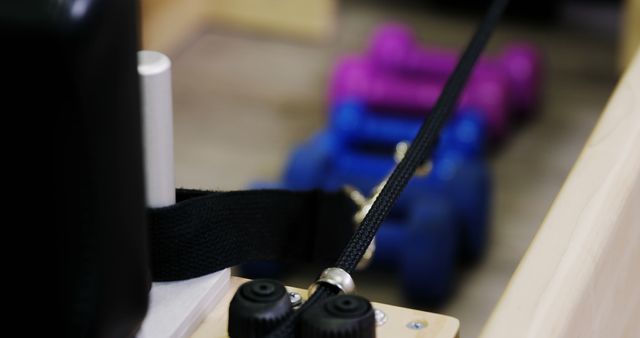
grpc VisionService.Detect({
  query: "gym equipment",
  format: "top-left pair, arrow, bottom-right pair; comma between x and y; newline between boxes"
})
321,142 -> 491,262
367,23 -> 542,115
284,110 -> 491,245
243,109 -> 491,302
330,55 -> 510,138
374,195 -> 458,305
330,100 -> 486,157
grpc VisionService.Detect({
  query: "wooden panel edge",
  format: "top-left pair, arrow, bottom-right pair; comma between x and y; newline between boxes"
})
480,50 -> 640,338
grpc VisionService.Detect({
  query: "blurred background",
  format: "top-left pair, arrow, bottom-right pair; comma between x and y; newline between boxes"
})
142,0 -> 637,337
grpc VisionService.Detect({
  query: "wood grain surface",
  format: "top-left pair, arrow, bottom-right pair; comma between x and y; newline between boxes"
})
190,277 -> 460,338
480,49 -> 640,338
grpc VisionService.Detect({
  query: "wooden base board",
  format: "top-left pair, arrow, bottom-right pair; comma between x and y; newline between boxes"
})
480,49 -> 640,338
190,277 -> 460,338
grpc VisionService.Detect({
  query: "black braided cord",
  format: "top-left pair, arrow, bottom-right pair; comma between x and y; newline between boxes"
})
266,0 -> 510,336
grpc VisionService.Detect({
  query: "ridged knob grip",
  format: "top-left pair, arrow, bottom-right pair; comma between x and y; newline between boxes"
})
228,279 -> 292,338
300,295 -> 375,338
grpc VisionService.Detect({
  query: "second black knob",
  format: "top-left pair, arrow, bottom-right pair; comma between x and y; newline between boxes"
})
300,294 -> 375,338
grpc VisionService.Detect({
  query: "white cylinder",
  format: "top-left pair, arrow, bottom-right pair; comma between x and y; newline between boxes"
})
138,51 -> 175,207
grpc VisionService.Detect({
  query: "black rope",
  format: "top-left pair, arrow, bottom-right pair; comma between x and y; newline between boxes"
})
265,0 -> 510,336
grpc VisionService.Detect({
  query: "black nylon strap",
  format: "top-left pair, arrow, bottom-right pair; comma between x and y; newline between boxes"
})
149,189 -> 357,281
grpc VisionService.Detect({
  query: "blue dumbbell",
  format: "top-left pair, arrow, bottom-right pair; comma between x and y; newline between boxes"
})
284,109 -> 491,253
330,99 -> 487,156
285,99 -> 489,198
330,100 -> 423,147
240,198 -> 458,306
330,102 -> 490,259
251,105 -> 490,299
429,149 -> 491,262
436,112 -> 487,160
283,131 -> 338,190
375,194 -> 458,306
285,100 -> 487,192
326,148 -> 490,257
248,165 -> 485,303
323,149 -> 427,215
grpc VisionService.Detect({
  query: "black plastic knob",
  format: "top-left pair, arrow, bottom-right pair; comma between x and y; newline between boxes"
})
228,279 -> 292,338
300,295 -> 375,338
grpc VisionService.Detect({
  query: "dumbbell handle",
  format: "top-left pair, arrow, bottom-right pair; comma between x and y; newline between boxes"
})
332,102 -> 488,150
376,44 -> 538,113
368,24 -> 541,113
377,44 -> 501,81
331,57 -> 508,137
332,106 -> 420,146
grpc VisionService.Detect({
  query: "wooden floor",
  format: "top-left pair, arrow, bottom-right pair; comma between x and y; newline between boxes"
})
169,2 -> 618,337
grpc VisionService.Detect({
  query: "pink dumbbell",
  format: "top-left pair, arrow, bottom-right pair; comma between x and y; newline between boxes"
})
330,55 -> 510,138
368,23 -> 543,115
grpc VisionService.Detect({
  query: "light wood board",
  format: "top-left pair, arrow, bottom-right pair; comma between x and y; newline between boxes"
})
480,50 -> 640,338
190,277 -> 460,338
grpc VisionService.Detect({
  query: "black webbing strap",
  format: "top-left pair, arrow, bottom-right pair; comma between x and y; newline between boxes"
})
149,189 -> 357,281
267,0 -> 510,336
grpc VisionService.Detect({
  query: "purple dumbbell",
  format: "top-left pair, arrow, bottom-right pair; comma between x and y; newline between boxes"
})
330,55 -> 510,138
368,23 -> 542,115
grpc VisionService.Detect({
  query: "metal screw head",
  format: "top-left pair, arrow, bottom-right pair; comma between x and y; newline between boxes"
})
406,320 -> 427,330
374,309 -> 387,326
288,292 -> 302,307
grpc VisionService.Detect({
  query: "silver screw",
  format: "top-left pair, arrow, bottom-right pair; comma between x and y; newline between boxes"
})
374,309 -> 387,326
406,320 -> 427,330
288,292 -> 302,307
